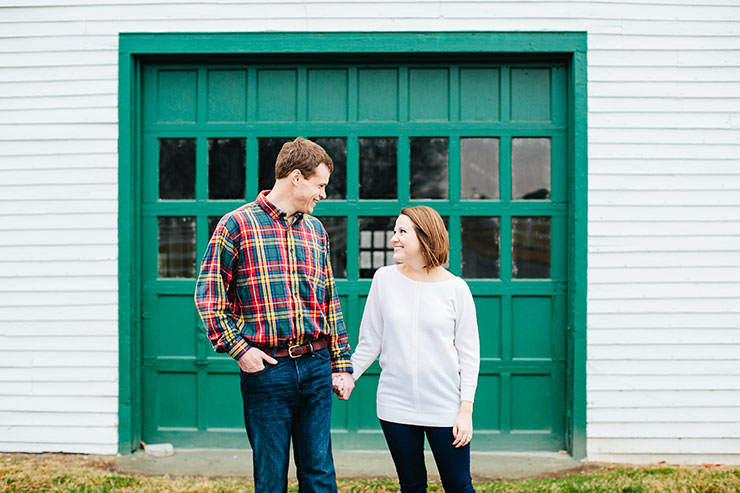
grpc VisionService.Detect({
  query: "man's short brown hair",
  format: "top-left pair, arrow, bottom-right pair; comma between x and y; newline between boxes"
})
275,137 -> 333,179
400,206 -> 449,271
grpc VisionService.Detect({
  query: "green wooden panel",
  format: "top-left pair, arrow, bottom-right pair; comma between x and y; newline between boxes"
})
158,372 -> 198,428
157,295 -> 198,358
158,70 -> 197,123
308,69 -> 348,121
206,373 -> 244,428
475,296 -> 501,359
460,68 -> 500,121
207,70 -> 247,122
256,69 -> 296,121
358,69 -> 398,121
511,296 -> 552,359
473,375 -> 500,429
510,375 -> 553,431
511,68 -> 550,121
409,68 -> 449,121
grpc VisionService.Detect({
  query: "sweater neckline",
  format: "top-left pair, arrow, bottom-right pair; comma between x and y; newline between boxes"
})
392,265 -> 458,285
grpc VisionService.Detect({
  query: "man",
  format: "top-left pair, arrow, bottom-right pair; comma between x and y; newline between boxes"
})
195,137 -> 355,492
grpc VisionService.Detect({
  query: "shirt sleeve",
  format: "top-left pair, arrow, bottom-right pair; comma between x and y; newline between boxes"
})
323,234 -> 353,373
454,280 -> 480,402
351,270 -> 383,381
194,216 -> 250,361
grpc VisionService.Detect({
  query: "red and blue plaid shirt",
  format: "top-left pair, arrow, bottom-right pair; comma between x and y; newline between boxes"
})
194,191 -> 352,372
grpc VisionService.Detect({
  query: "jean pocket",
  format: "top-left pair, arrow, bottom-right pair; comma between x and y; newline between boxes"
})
241,364 -> 272,377
311,347 -> 331,362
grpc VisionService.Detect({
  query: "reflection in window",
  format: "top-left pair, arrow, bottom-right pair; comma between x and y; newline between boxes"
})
258,137 -> 294,192
208,138 -> 245,199
512,138 -> 551,200
320,217 -> 347,278
461,216 -> 500,278
359,216 -> 395,278
309,137 -> 346,199
360,138 -> 397,199
158,216 -> 196,278
159,139 -> 195,199
512,216 -> 550,279
410,137 -> 448,199
461,138 -> 499,200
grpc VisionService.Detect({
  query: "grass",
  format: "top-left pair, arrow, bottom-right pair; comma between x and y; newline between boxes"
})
2,454 -> 740,492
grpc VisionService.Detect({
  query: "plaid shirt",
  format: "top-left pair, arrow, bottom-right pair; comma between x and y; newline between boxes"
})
194,191 -> 352,373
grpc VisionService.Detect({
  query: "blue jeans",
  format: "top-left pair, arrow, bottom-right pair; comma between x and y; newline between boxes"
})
380,420 -> 475,493
239,347 -> 336,493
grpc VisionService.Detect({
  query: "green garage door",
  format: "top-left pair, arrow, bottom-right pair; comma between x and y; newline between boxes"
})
140,58 -> 568,450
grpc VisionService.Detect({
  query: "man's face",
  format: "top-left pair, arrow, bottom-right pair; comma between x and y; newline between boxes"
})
294,163 -> 330,214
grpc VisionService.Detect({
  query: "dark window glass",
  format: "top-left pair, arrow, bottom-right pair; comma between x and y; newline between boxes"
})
310,137 -> 346,199
208,138 -> 245,199
320,217 -> 347,278
461,216 -> 500,278
410,137 -> 448,199
359,138 -> 397,199
159,139 -> 195,199
512,138 -> 551,200
461,137 -> 499,200
359,216 -> 396,278
158,216 -> 196,278
258,137 -> 294,192
512,216 -> 550,279
208,216 -> 222,240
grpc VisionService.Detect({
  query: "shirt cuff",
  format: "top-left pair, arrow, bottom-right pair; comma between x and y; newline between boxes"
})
227,338 -> 250,361
331,356 -> 353,374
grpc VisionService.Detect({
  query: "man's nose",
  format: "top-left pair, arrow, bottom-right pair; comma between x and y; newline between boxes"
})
319,189 -> 327,199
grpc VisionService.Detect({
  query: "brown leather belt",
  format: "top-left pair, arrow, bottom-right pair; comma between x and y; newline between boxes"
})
255,338 -> 328,359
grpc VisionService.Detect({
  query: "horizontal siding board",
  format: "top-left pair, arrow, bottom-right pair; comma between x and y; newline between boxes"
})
588,344 -> 740,360
588,423 -> 740,438
589,407 -> 740,423
588,438 -> 740,454
588,313 -> 740,330
0,396 -> 117,412
588,329 -> 740,345
0,367 -> 118,382
0,411 -> 115,427
587,360 -> 740,376
0,353 -> 117,368
0,427 -> 118,445
588,375 -> 740,391
588,391 -> 740,408
0,443 -> 117,454
0,381 -> 117,396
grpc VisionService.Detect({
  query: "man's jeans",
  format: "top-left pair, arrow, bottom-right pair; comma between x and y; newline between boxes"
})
239,346 -> 337,493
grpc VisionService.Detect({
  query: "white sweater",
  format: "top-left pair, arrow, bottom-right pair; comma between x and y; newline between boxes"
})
351,265 -> 480,427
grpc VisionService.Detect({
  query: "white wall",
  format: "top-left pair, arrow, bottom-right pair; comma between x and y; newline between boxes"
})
1,0 -> 739,461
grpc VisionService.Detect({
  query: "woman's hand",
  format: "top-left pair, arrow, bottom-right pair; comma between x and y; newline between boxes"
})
452,400 -> 473,448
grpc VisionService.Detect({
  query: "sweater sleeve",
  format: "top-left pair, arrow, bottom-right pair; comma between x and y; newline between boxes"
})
454,280 -> 480,402
350,270 -> 384,381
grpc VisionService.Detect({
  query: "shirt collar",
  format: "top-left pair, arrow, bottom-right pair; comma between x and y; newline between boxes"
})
256,190 -> 304,224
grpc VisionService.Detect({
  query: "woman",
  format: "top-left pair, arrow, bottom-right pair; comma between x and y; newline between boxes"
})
349,206 -> 480,492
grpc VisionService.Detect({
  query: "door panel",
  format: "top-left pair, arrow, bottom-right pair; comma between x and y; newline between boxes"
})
140,59 -> 569,450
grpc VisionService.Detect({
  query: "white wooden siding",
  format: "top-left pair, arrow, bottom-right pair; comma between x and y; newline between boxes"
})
1,0 -> 738,462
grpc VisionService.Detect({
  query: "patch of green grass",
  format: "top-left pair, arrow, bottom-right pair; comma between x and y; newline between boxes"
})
2,456 -> 740,493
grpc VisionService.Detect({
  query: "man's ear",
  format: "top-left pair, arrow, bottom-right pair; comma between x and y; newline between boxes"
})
289,169 -> 302,184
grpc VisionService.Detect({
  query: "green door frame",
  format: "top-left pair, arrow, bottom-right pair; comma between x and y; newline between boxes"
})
118,31 -> 588,457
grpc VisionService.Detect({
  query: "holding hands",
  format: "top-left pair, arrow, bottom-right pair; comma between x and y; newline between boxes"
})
332,372 -> 355,400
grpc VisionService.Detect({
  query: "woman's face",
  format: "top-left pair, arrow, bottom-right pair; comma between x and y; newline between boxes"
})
391,214 -> 422,264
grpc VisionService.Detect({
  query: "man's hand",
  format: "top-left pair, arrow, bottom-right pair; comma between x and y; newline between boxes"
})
237,347 -> 278,373
452,400 -> 474,448
332,372 -> 355,400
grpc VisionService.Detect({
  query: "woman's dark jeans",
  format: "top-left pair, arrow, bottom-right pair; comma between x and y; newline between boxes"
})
240,347 -> 336,493
380,419 -> 475,492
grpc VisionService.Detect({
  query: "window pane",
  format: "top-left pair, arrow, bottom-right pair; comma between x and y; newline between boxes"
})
208,216 -> 222,240
410,137 -> 448,199
461,138 -> 499,200
159,138 -> 195,199
512,216 -> 550,279
208,138 -> 245,199
512,138 -> 551,200
158,216 -> 196,278
461,216 -> 500,278
309,137 -> 347,199
320,217 -> 347,278
359,216 -> 396,278
360,138 -> 397,199
258,137 -> 294,192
